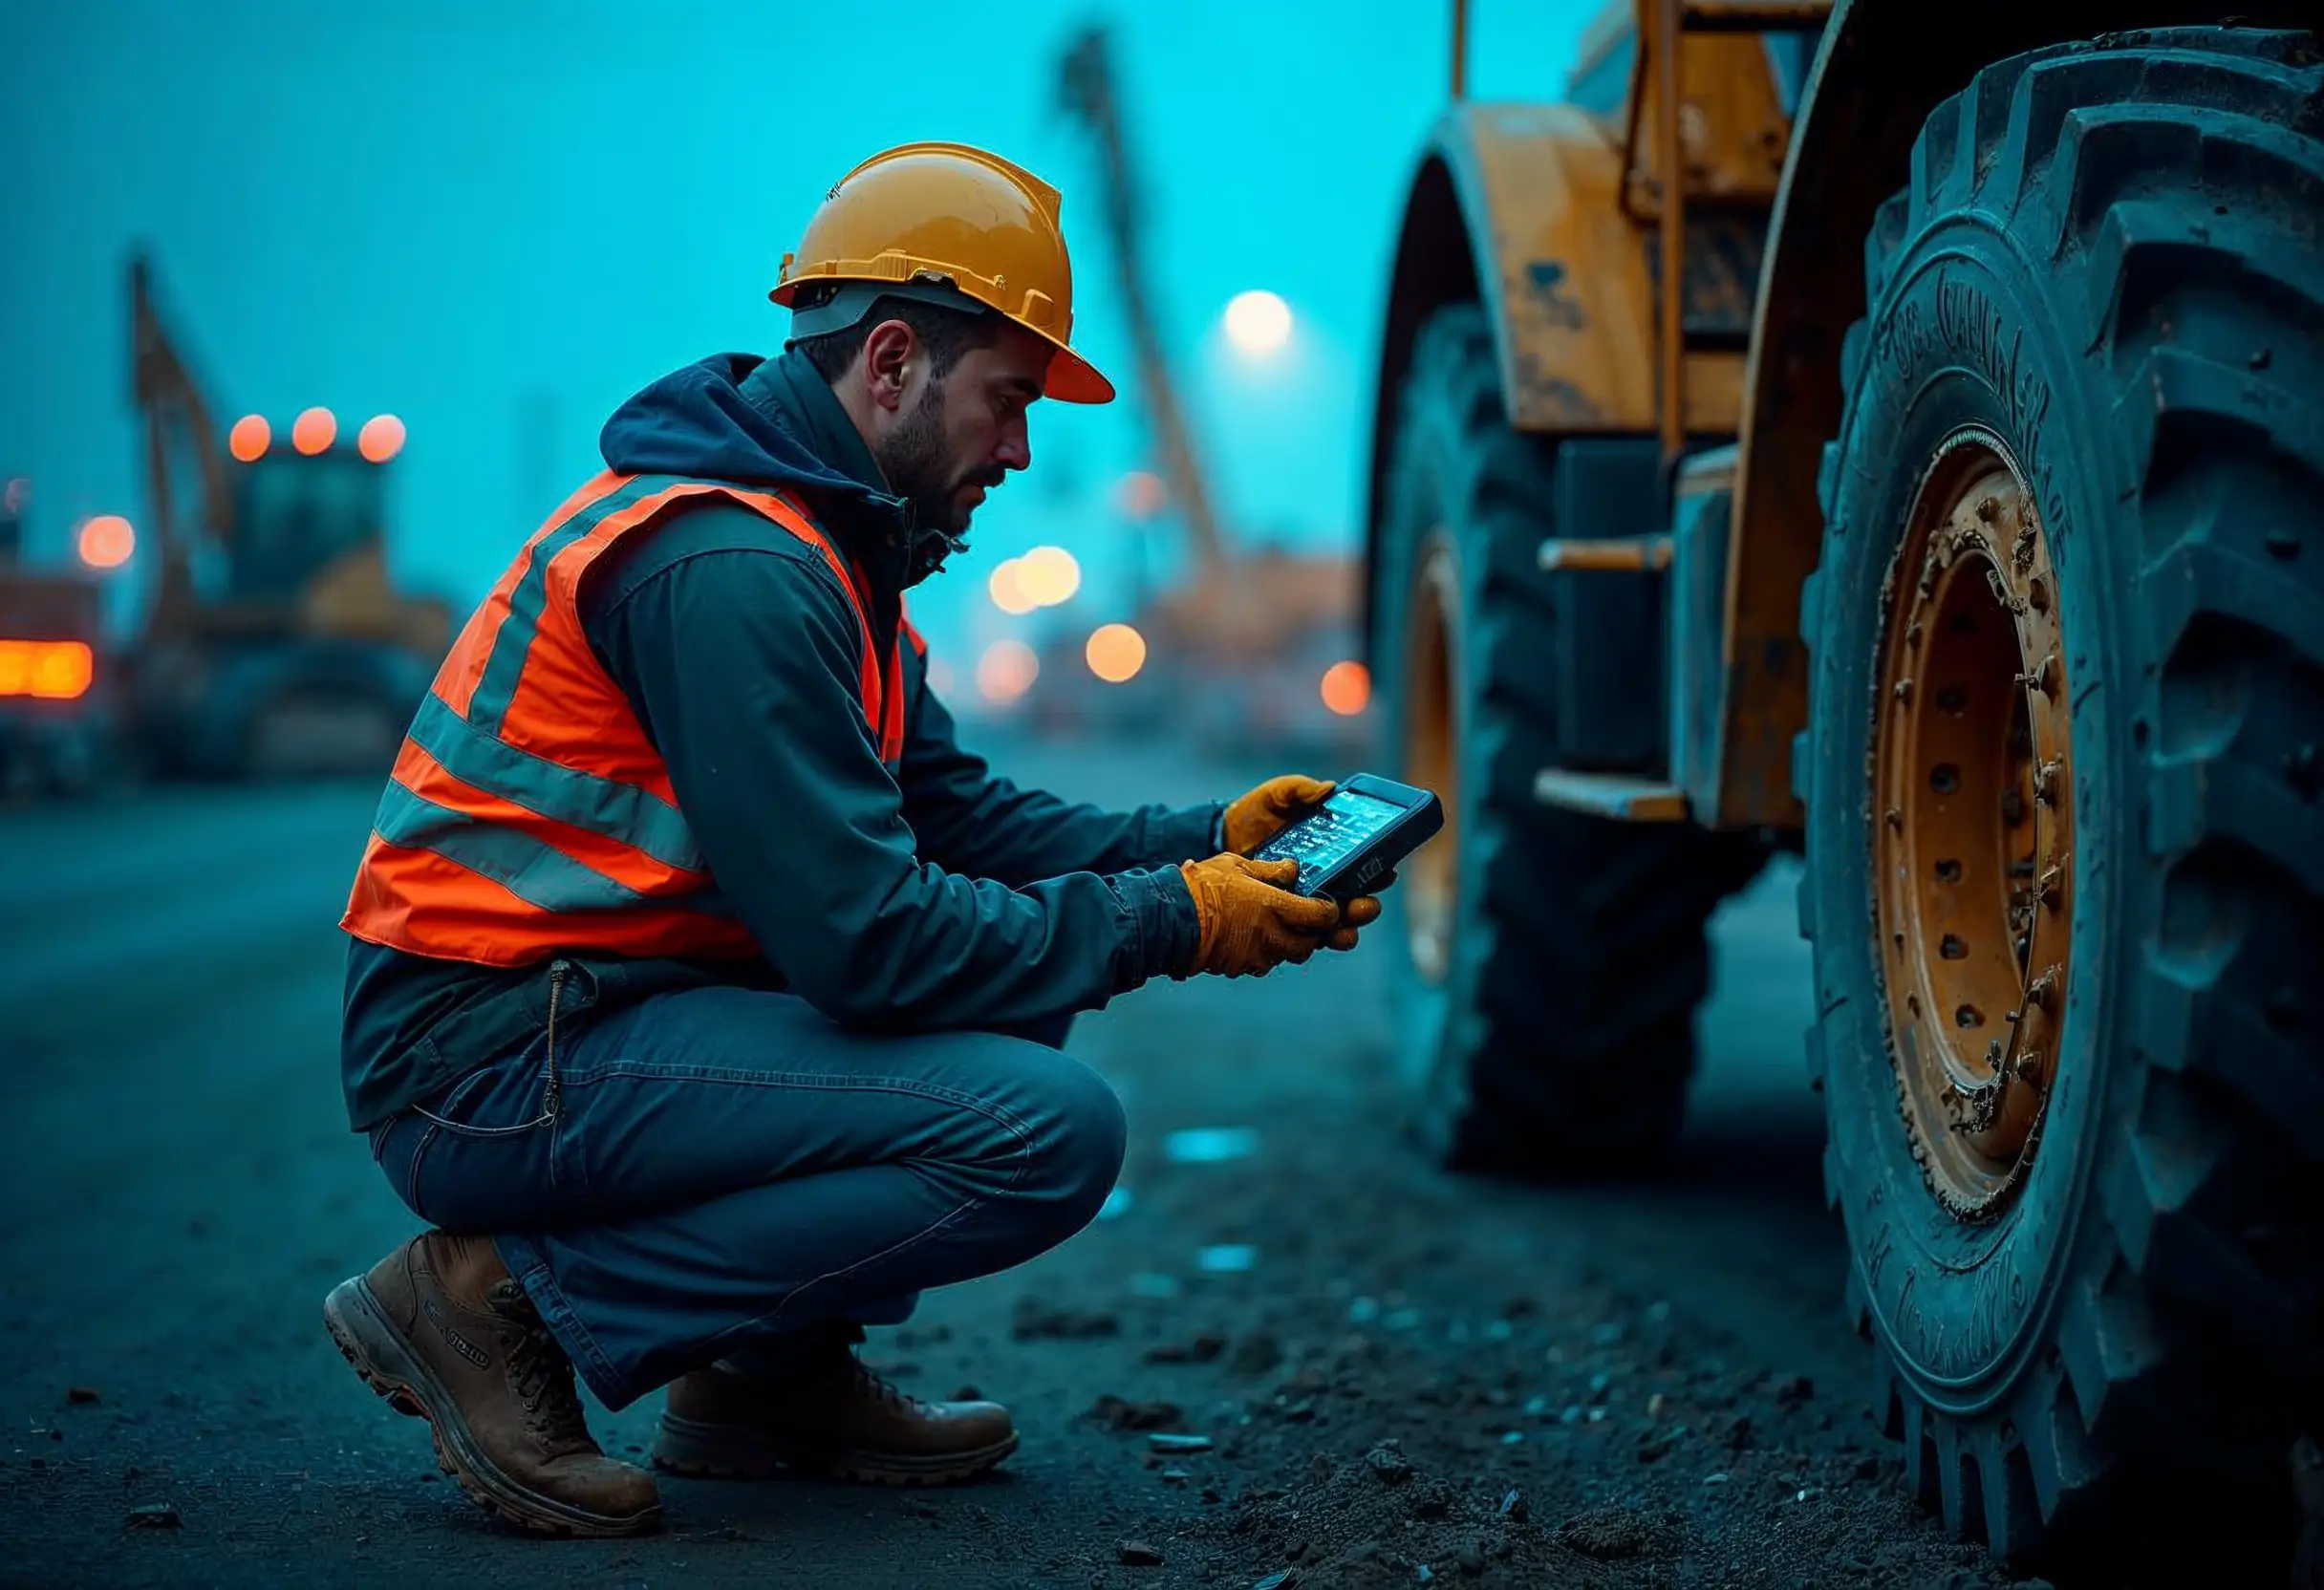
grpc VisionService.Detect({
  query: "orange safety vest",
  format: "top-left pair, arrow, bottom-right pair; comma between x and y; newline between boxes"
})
341,470 -> 917,969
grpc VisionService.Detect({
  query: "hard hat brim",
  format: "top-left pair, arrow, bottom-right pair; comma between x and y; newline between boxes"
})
1037,336 -> 1114,405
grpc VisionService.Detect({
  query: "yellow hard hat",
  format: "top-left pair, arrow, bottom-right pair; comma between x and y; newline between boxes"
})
773,140 -> 1115,405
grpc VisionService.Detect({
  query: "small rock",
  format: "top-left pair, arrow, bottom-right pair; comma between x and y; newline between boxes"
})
66,1387 -> 101,1406
1497,1488 -> 1527,1521
1199,1244 -> 1259,1274
1480,1318 -> 1514,1342
1144,1333 -> 1229,1365
1647,1392 -> 1667,1417
1558,1505 -> 1654,1560
1130,1273 -> 1183,1300
1010,1299 -> 1119,1341
1775,1375 -> 1816,1408
1118,1538 -> 1165,1567
1160,1469 -> 1192,1487
952,1385 -> 983,1402
1722,1413 -> 1755,1451
1853,1454 -> 1884,1483
1456,1539 -> 1486,1576
1149,1432 -> 1214,1453
1590,1321 -> 1627,1346
1636,1426 -> 1682,1464
1230,1333 -> 1284,1376
1702,1472 -> 1730,1487
1385,1307 -> 1425,1332
124,1503 -> 180,1530
1253,1575 -> 1296,1590
1086,1395 -> 1184,1432
1409,1485 -> 1452,1521
1366,1442 -> 1413,1484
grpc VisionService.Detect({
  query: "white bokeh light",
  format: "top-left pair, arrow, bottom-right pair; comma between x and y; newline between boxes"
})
1223,290 -> 1293,356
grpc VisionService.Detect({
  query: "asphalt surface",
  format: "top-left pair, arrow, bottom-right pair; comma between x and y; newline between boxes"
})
0,734 -> 2046,1588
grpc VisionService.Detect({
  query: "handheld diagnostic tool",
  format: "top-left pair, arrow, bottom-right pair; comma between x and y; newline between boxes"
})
1247,773 -> 1444,901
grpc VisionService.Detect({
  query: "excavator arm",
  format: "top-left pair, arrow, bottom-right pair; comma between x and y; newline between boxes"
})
1057,26 -> 1228,591
129,254 -> 235,635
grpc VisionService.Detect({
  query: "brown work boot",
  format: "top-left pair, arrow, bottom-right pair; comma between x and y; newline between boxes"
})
654,1326 -> 1018,1485
323,1232 -> 659,1536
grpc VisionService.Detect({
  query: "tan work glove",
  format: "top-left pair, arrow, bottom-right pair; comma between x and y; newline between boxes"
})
1179,853 -> 1379,978
1222,774 -> 1336,855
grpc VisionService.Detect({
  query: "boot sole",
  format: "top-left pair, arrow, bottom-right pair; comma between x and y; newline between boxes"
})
323,1276 -> 660,1538
652,1410 -> 1020,1486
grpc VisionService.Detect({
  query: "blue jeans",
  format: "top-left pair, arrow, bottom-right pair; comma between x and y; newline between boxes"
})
366,985 -> 1125,1411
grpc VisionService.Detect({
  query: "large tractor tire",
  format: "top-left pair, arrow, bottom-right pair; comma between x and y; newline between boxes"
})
1371,304 -> 1765,1176
1798,27 -> 2324,1571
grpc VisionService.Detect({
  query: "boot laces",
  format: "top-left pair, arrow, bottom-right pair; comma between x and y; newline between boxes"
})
489,1283 -> 593,1454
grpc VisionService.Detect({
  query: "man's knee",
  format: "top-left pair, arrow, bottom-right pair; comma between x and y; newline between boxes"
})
1010,1045 -> 1127,1235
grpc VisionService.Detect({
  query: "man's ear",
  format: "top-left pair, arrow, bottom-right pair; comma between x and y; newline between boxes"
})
860,320 -> 915,414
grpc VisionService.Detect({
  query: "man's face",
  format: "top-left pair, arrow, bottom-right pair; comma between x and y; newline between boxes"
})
870,323 -> 1048,539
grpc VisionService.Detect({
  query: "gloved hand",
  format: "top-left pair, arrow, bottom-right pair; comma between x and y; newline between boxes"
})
1177,853 -> 1345,978
1222,774 -> 1335,855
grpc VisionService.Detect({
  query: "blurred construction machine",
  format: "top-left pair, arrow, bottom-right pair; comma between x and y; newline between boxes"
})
0,477 -> 116,797
1047,24 -> 1366,760
124,254 -> 450,779
1358,0 -> 2323,1572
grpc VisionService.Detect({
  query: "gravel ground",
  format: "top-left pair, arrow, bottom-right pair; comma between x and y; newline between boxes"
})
0,736 -> 2108,1587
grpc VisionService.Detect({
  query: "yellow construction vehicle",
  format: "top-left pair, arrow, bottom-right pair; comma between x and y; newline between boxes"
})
1362,0 -> 2321,1569
126,253 -> 451,779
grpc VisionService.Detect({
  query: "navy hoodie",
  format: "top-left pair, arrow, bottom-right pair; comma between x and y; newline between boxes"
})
339,352 -> 1215,1131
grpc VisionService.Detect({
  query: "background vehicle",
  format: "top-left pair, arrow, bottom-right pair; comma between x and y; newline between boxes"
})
1362,0 -> 2322,1569
0,478 -> 115,798
125,254 -> 451,780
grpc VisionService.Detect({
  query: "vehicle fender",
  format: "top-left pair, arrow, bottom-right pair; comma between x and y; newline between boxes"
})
1364,103 -> 1731,658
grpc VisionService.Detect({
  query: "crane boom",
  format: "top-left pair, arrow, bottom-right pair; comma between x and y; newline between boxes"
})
128,254 -> 235,634
1057,25 -> 1229,587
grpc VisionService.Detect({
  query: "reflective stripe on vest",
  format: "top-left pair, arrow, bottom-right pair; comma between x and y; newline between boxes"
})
341,471 -> 906,968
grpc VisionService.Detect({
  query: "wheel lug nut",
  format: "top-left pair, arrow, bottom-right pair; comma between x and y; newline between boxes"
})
2038,862 -> 2065,909
1894,677 -> 1914,704
2034,758 -> 2064,805
2027,966 -> 2060,1009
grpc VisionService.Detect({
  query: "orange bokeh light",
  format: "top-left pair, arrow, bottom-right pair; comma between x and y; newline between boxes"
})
359,414 -> 406,463
1116,470 -> 1167,521
229,415 -> 271,462
976,639 -> 1039,703
0,639 -> 95,699
292,407 -> 337,455
77,515 -> 136,569
1084,623 -> 1147,684
1320,659 -> 1370,717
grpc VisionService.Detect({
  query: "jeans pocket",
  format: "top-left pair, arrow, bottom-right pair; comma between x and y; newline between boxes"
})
415,1054 -> 552,1142
408,1053 -> 568,1234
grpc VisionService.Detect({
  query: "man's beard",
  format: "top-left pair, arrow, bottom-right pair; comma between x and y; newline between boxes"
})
873,382 -> 1004,548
